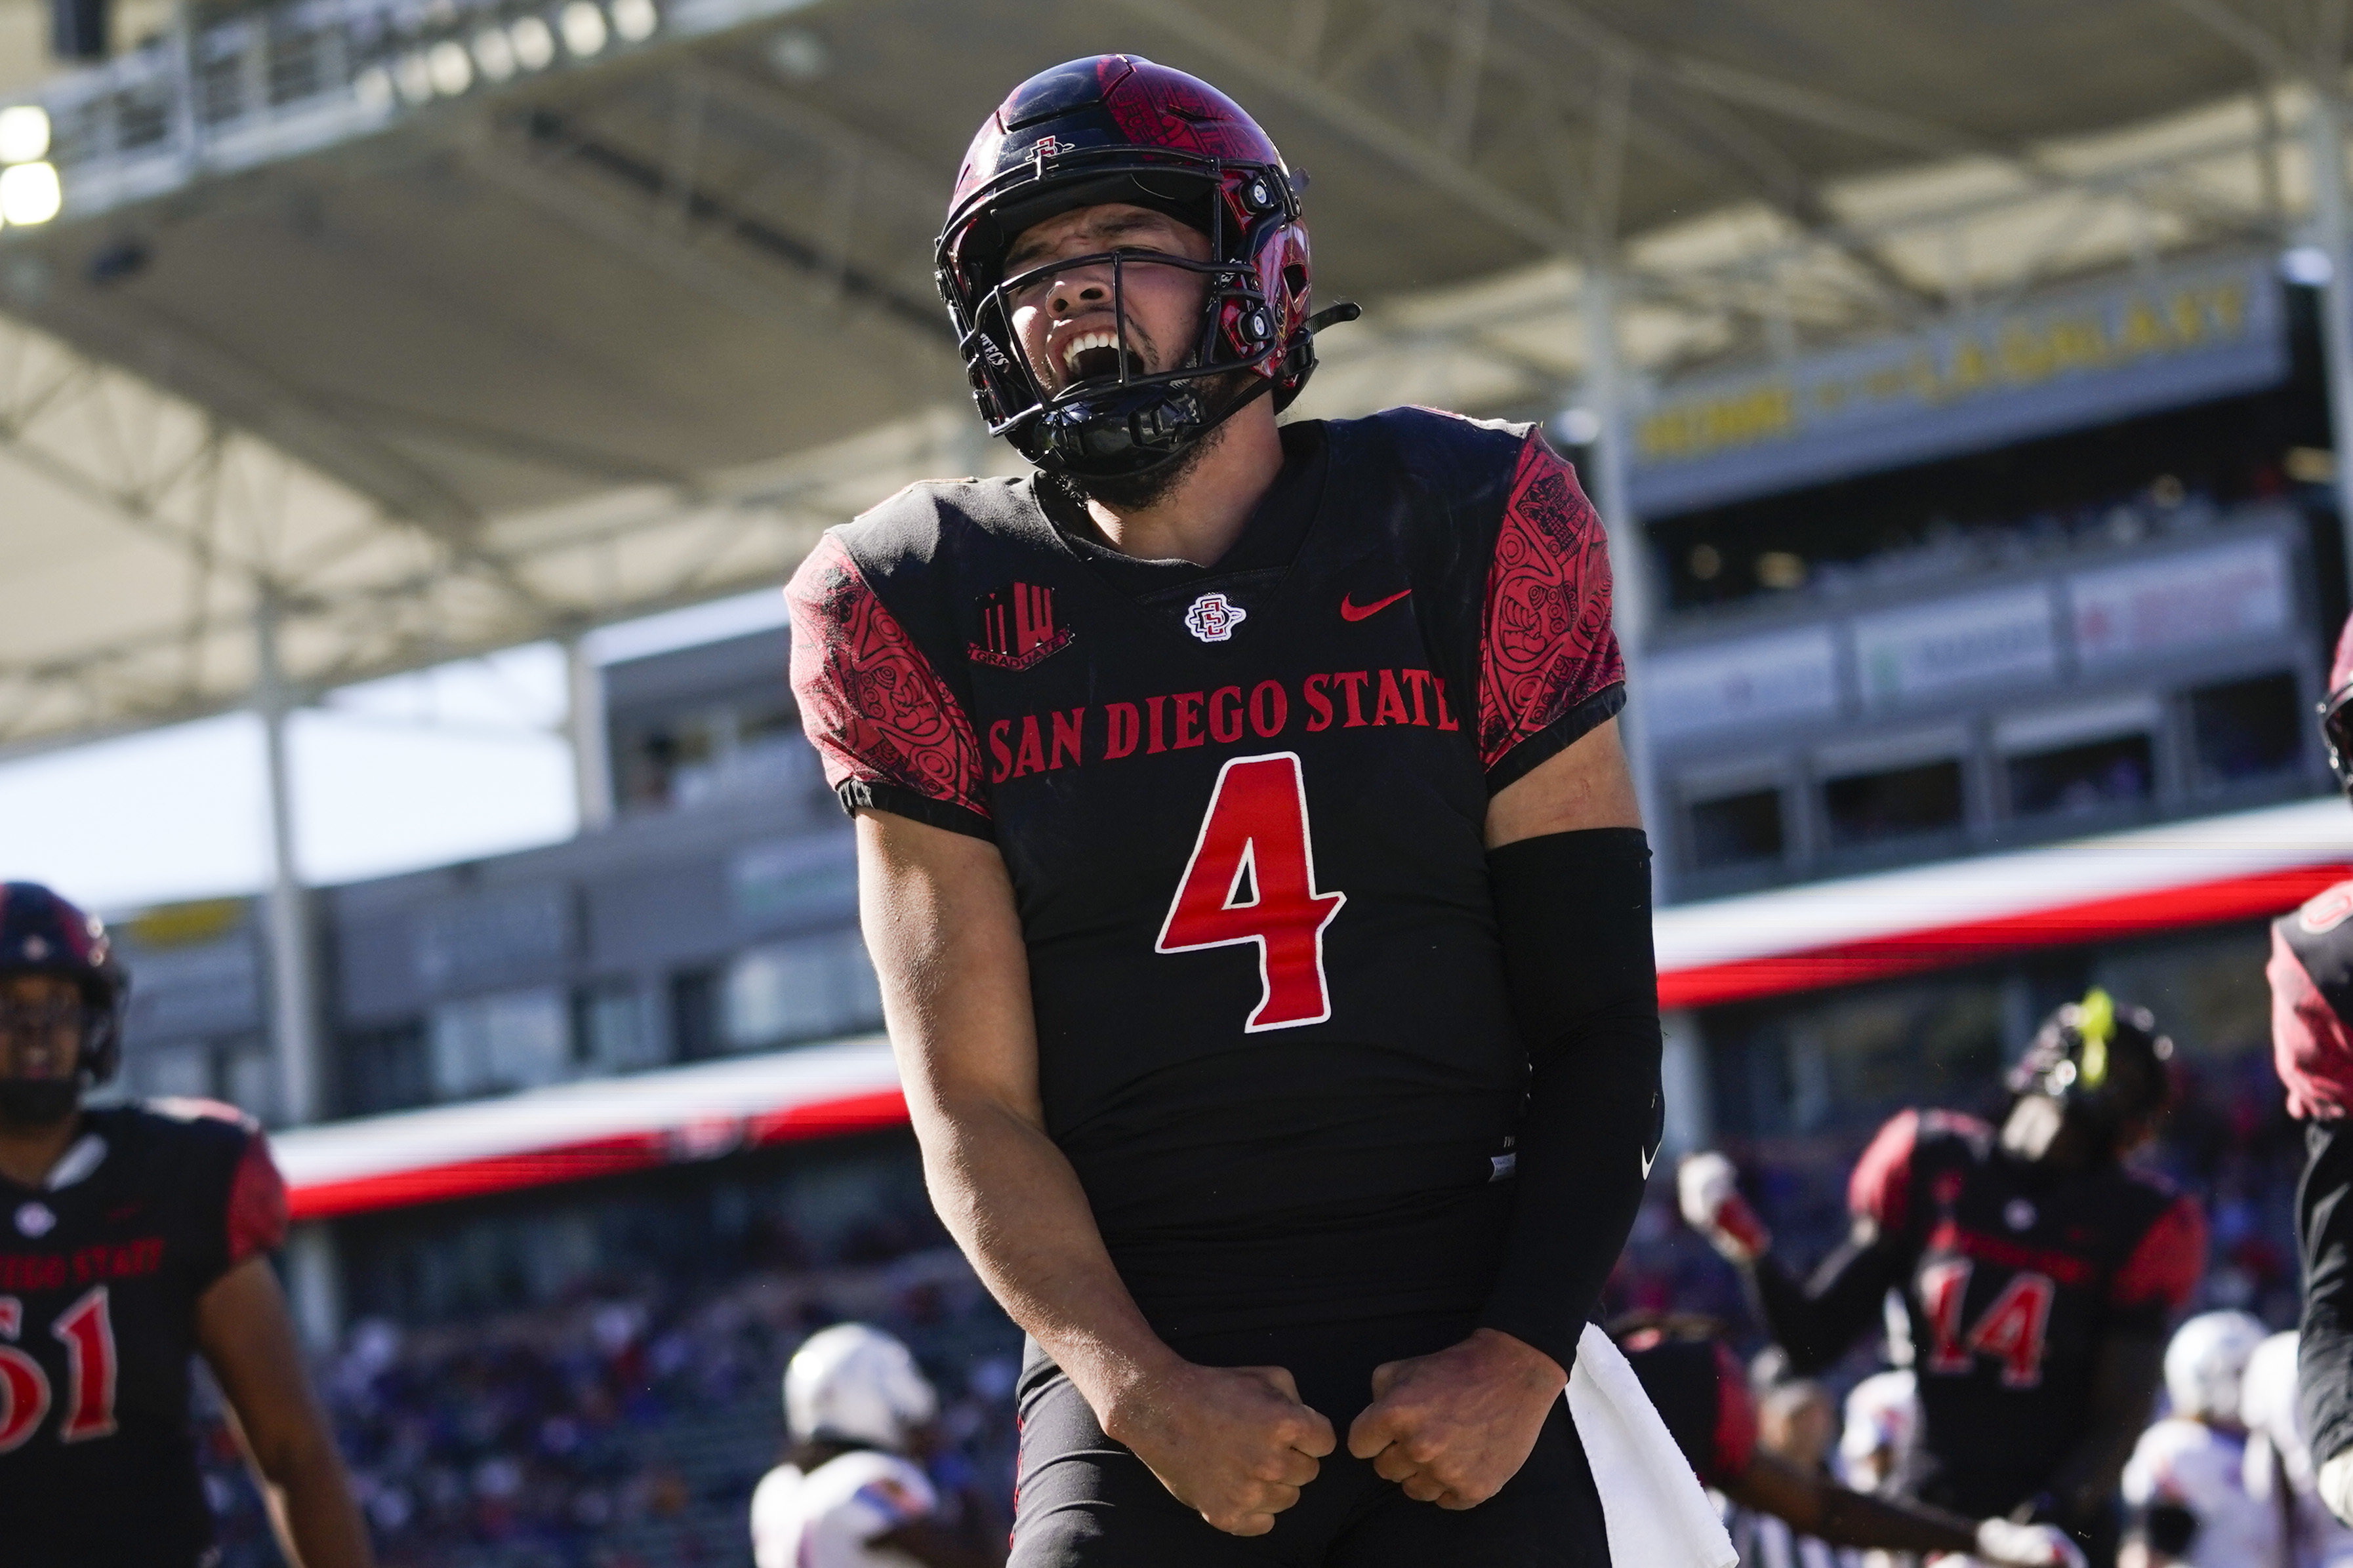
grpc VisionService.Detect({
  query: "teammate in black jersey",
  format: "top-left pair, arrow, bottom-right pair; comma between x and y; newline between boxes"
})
0,882 -> 373,1568
2276,615 -> 2353,1525
1681,994 -> 2203,1567
790,54 -> 1670,1567
1616,1321 -> 2083,1567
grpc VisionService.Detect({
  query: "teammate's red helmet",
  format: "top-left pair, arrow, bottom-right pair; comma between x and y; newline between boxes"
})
935,55 -> 1345,482
0,881 -> 129,1085
2323,611 -> 2353,801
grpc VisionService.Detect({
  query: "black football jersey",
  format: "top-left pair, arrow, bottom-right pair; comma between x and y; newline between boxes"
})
1852,1110 -> 2203,1518
788,410 -> 1624,1340
0,1100 -> 289,1567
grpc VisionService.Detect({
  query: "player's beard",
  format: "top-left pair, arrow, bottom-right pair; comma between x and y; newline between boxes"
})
0,1077 -> 80,1129
1057,366 -> 1254,513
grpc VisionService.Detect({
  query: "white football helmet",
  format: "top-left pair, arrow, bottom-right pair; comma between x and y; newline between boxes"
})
2163,1310 -> 2268,1425
784,1323 -> 939,1452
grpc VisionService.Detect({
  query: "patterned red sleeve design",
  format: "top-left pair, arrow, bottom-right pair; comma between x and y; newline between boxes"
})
787,534 -> 989,828
226,1133 -> 290,1266
2273,921 -> 2353,1121
1849,1110 -> 1921,1234
2111,1194 -> 2206,1312
1477,430 -> 1626,776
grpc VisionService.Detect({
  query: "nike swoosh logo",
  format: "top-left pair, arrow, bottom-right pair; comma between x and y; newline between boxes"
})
1340,588 -> 1412,622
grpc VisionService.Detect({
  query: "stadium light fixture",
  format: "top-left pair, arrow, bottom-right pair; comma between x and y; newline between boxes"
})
0,106 -> 50,166
611,0 -> 657,42
473,28 -> 518,81
509,15 -> 557,70
0,161 -> 63,226
427,40 -> 472,96
2284,245 -> 2335,289
559,2 -> 607,57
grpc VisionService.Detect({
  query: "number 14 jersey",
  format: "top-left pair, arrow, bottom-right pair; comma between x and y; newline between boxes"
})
787,410 -> 1625,1342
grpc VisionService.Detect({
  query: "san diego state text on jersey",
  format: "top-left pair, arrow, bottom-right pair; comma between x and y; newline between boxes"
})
788,409 -> 1623,1342
0,1100 -> 288,1566
1854,1110 -> 2203,1518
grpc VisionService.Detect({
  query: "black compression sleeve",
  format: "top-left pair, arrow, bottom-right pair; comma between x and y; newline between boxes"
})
1477,827 -> 1663,1373
2301,1120 -> 2353,1469
1748,1236 -> 1907,1376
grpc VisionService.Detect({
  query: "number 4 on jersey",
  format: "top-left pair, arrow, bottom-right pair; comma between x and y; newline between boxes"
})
1157,753 -> 1346,1032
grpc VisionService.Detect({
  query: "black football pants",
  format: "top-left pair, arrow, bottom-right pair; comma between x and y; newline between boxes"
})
1008,1312 -> 1611,1567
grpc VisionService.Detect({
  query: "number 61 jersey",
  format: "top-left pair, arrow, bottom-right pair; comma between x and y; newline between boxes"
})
788,409 -> 1625,1344
0,1099 -> 289,1566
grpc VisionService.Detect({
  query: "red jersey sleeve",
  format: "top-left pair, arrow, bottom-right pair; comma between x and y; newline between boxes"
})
2273,921 -> 2353,1121
1476,430 -> 1626,790
1849,1110 -> 1922,1236
226,1133 -> 290,1267
787,533 -> 991,838
1708,1339 -> 1758,1487
2110,1194 -> 2205,1313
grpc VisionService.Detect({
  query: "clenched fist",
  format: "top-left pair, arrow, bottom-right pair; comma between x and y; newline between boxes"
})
1345,1329 -> 1565,1510
1678,1151 -> 1773,1264
1105,1361 -> 1336,1536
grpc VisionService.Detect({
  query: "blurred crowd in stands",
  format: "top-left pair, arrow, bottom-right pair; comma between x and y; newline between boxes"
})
200,1248 -> 1021,1568
191,1035 -> 2303,1568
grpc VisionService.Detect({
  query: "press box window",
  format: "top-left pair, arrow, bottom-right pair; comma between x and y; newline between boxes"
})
2188,672 -> 2303,786
1824,759 -> 1964,848
2006,734 -> 2154,818
1687,789 -> 1786,870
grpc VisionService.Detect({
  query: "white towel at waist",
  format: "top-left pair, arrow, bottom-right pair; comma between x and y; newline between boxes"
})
1566,1322 -> 1740,1568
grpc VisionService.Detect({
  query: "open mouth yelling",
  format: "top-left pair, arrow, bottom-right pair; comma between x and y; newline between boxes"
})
1058,329 -> 1147,384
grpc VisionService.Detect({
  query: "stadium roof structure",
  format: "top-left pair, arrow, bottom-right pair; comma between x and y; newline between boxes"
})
3,0 -> 2352,747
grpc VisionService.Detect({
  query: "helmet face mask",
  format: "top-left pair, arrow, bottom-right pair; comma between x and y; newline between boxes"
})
936,57 -> 1327,485
2323,611 -> 2353,803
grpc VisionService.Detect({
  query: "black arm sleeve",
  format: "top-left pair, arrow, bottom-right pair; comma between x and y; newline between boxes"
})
2301,1119 -> 2353,1470
1477,827 -> 1663,1373
1748,1234 -> 1908,1377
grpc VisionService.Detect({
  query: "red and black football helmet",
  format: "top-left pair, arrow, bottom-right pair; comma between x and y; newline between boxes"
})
0,881 -> 129,1089
2007,988 -> 2173,1149
935,54 -> 1353,483
2321,611 -> 2353,802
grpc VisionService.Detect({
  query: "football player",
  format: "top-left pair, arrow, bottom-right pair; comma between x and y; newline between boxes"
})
1616,1321 -> 2083,1567
2240,1329 -> 2353,1566
2118,1310 -> 2273,1567
1681,992 -> 2205,1566
2274,614 -> 2353,1529
0,881 -> 374,1568
749,1323 -> 1004,1568
790,53 -> 1666,1567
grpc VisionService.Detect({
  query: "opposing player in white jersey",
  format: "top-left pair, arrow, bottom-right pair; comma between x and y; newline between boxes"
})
2241,1330 -> 2353,1568
2119,1311 -> 2274,1567
749,1324 -> 1004,1568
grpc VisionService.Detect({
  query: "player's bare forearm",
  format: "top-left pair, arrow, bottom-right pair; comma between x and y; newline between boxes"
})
196,1257 -> 377,1568
2040,1330 -> 2163,1527
1729,1449 -> 1976,1554
856,809 -> 1336,1535
855,809 -> 1172,1414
